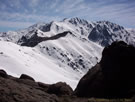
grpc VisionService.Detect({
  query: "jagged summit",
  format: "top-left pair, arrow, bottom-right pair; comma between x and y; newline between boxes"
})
88,20 -> 134,46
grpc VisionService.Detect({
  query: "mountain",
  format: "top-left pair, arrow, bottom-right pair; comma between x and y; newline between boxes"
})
0,17 -> 134,89
88,21 -> 134,46
0,18 -> 103,89
0,18 -> 95,43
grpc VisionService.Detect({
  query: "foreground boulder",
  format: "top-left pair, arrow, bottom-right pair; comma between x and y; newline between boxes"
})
74,41 -> 135,98
0,70 -> 76,102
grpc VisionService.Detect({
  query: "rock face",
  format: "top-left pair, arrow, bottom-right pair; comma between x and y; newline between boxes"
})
74,41 -> 135,98
0,71 -> 73,102
88,21 -> 133,46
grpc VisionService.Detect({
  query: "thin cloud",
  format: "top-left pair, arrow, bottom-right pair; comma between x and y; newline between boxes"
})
29,0 -> 39,7
0,20 -> 34,28
0,12 -> 61,22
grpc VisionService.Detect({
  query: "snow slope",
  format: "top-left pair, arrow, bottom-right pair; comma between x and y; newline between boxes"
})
0,30 -> 103,89
35,32 -> 103,73
0,41 -> 82,89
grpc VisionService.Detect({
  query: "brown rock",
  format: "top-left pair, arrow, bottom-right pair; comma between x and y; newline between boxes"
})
0,74 -> 59,102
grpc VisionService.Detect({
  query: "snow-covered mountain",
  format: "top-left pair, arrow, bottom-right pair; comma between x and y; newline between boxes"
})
88,21 -> 134,46
0,17 -> 134,89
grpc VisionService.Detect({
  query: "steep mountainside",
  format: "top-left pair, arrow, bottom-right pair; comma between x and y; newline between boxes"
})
88,21 -> 134,46
1,18 -> 134,47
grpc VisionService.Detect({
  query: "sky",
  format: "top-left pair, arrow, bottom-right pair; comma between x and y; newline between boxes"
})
0,0 -> 135,32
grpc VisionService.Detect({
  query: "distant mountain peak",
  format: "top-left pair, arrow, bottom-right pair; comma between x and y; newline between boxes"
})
0,17 -> 134,47
88,20 -> 134,46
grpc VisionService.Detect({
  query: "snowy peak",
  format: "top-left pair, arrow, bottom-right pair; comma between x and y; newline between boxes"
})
24,18 -> 135,47
17,18 -> 95,46
88,21 -> 133,46
0,18 -> 134,47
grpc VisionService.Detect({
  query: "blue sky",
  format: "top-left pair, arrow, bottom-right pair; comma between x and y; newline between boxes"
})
0,0 -> 135,32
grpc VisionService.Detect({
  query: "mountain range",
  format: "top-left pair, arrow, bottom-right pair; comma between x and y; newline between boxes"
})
0,17 -> 135,89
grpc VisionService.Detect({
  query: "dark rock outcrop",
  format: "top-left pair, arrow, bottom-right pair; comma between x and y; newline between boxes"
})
88,24 -> 112,46
74,41 -> 135,98
0,71 -> 59,102
0,69 -> 76,102
47,82 -> 73,96
88,21 -> 131,47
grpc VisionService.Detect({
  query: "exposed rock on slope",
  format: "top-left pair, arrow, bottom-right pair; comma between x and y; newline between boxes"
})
74,41 -> 135,98
88,21 -> 133,46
